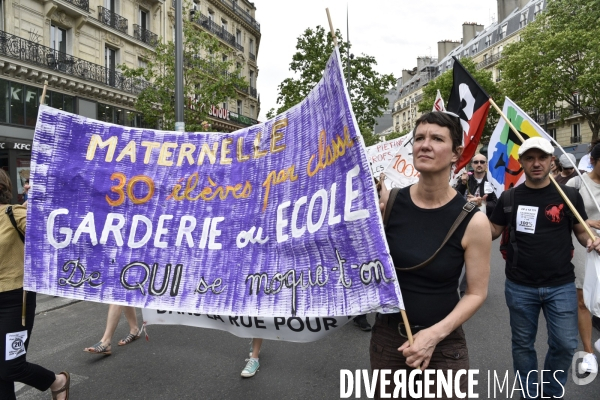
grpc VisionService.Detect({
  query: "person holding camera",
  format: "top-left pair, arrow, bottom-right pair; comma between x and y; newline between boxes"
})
455,154 -> 497,218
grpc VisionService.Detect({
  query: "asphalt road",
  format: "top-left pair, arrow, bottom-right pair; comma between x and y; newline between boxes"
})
15,243 -> 600,399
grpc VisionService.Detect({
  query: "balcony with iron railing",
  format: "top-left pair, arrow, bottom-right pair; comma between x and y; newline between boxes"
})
133,25 -> 159,47
61,0 -> 89,13
219,0 -> 260,33
249,86 -> 257,98
0,30 -> 150,95
249,52 -> 256,61
476,53 -> 502,70
191,13 -> 240,51
98,6 -> 128,34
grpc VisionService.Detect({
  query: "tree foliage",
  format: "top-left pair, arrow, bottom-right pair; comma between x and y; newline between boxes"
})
121,9 -> 248,131
418,58 -> 503,145
266,26 -> 396,146
500,0 -> 600,139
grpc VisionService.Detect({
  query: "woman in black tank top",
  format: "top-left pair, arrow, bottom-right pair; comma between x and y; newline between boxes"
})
370,112 -> 491,399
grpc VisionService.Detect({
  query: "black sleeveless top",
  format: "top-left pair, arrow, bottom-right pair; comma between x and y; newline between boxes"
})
386,186 -> 478,327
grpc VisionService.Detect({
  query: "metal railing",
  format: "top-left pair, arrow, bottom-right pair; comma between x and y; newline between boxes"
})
98,6 -> 128,34
249,52 -> 255,61
61,0 -> 89,13
133,24 -> 158,47
571,135 -> 582,144
249,86 -> 257,98
219,0 -> 260,32
0,30 -> 150,95
476,53 -> 502,69
191,13 -> 239,50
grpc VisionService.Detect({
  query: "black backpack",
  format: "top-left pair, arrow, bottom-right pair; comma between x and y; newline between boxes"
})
499,185 -> 578,267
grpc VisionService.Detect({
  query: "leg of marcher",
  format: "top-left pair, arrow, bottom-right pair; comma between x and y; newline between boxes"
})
541,282 -> 578,398
505,279 -> 542,399
84,303 -> 123,354
0,290 -> 60,399
576,289 -> 594,353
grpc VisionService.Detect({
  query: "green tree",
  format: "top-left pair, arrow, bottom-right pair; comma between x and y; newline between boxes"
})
418,57 -> 503,145
121,9 -> 247,131
500,0 -> 600,140
267,26 -> 396,147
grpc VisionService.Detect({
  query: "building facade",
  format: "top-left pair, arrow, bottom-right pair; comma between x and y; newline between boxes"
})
391,0 -> 597,159
0,0 -> 261,202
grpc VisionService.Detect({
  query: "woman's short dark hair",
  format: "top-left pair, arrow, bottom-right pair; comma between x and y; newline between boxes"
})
0,169 -> 12,204
589,139 -> 600,163
414,111 -> 463,153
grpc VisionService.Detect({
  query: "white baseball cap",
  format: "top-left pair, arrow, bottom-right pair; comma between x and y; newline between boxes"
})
559,153 -> 576,169
518,137 -> 554,156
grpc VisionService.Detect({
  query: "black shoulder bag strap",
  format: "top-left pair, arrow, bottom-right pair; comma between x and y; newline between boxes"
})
399,202 -> 477,272
383,187 -> 400,230
5,206 -> 25,243
503,188 -> 518,269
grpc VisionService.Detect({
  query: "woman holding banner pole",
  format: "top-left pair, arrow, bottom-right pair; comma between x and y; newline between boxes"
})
370,112 -> 491,398
566,140 -> 600,373
0,170 -> 70,400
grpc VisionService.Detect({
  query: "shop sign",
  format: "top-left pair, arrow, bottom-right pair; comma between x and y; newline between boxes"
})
0,142 -> 32,151
208,105 -> 230,121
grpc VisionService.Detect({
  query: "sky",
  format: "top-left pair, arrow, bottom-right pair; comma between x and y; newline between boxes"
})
255,0 -> 498,121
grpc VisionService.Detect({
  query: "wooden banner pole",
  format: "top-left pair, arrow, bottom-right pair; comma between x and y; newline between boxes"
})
489,98 -> 596,241
325,8 -> 338,47
40,80 -> 48,106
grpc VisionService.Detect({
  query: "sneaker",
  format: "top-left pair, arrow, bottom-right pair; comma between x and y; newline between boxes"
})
581,353 -> 598,374
241,358 -> 260,378
353,316 -> 372,332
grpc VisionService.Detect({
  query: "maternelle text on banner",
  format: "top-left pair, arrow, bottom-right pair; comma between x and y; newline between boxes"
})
24,49 -> 403,318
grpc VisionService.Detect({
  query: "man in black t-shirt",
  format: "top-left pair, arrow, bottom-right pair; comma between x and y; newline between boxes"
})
489,137 -> 600,399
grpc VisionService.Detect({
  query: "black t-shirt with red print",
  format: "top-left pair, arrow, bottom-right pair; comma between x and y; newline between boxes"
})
490,183 -> 587,287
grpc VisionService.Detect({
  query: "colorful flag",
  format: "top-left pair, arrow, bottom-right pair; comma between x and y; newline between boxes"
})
487,97 -> 554,198
447,57 -> 490,173
432,89 -> 446,112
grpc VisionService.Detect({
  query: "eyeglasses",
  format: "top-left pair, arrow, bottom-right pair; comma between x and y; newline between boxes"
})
472,160 -> 487,165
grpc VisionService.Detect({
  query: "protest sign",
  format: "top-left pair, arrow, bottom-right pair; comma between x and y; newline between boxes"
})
142,309 -> 353,342
25,49 -> 403,318
365,136 -> 410,176
382,132 -> 420,188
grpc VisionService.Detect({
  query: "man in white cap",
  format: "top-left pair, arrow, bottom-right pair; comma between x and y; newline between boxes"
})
555,153 -> 578,184
489,137 -> 600,399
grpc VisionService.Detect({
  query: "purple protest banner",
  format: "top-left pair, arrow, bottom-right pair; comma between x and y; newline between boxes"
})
25,49 -> 403,317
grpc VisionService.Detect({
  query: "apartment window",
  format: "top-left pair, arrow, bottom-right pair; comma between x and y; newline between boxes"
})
547,128 -> 556,140
499,24 -> 507,39
463,49 -> 468,57
222,101 -> 228,110
446,59 -> 451,68
236,29 -> 242,45
249,39 -> 255,55
139,8 -> 149,31
0,0 -> 4,31
496,69 -> 502,82
485,34 -> 491,47
237,99 -> 242,114
573,93 -> 580,114
471,43 -> 478,55
105,0 -> 115,12
192,0 -> 199,12
249,70 -> 254,87
139,58 -> 147,68
51,25 -> 67,54
571,124 -> 581,143
105,46 -> 117,86
250,105 -> 255,119
208,10 -> 214,21
222,54 -> 227,62
520,11 -> 529,28
221,19 -> 228,32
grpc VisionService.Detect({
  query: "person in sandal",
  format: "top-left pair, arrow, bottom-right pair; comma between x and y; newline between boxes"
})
0,171 -> 71,400
84,304 -> 141,355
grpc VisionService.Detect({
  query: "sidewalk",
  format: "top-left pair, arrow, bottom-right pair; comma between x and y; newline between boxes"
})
34,294 -> 80,315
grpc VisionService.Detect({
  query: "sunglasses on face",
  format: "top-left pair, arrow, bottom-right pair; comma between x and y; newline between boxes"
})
472,160 -> 486,165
